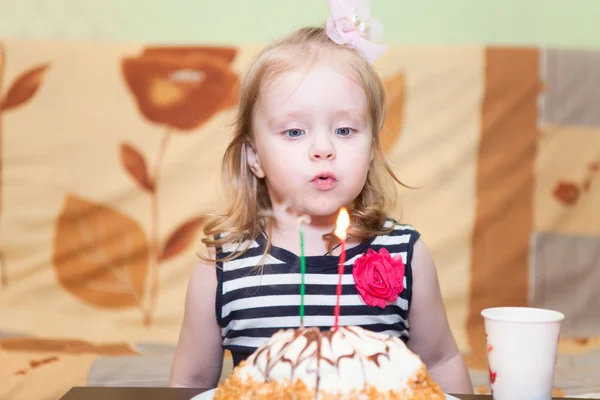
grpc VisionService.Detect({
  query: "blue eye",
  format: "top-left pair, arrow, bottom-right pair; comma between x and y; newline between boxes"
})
335,127 -> 354,136
284,129 -> 305,138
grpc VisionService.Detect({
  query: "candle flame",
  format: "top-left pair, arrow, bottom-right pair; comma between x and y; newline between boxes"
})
334,208 -> 350,240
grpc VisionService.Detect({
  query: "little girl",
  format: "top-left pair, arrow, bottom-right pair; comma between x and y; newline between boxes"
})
170,0 -> 473,394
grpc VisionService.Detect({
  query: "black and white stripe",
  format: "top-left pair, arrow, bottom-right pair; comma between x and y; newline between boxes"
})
215,219 -> 419,366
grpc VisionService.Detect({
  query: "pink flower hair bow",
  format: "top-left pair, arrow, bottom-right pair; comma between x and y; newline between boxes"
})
325,0 -> 388,63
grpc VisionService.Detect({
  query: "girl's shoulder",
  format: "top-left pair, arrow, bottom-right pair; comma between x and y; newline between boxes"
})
371,218 -> 421,273
380,217 -> 421,238
213,230 -> 260,254
368,217 -> 422,252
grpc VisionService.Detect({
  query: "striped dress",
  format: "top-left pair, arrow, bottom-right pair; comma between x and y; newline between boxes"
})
214,219 -> 420,367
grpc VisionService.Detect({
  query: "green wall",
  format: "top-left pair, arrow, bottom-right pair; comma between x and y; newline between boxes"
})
1,0 -> 599,48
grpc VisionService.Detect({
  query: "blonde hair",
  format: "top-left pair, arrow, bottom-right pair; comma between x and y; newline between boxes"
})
201,26 -> 405,262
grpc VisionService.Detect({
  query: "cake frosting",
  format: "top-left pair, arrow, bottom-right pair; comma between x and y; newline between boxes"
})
214,325 -> 445,399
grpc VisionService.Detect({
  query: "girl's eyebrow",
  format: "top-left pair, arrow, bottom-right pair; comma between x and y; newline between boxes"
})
267,111 -> 309,126
332,109 -> 366,120
266,108 -> 367,127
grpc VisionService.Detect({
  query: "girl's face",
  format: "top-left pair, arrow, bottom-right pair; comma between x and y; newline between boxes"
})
248,62 -> 373,219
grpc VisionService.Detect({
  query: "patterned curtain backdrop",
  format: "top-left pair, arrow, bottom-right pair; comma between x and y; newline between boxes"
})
0,38 -> 599,399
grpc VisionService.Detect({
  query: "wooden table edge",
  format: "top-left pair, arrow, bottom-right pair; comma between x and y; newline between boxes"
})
58,386 -> 595,400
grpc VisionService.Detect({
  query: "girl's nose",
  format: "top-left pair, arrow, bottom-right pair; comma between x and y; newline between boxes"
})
309,134 -> 336,161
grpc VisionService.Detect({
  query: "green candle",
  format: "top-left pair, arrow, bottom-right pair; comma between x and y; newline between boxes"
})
299,223 -> 306,326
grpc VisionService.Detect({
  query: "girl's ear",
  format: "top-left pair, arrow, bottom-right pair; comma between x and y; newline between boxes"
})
246,142 -> 266,178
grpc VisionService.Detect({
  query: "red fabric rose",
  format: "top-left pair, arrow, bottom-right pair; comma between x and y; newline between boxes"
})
352,248 -> 405,309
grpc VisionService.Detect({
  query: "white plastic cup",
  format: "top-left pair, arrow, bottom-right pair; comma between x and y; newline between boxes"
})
481,307 -> 564,400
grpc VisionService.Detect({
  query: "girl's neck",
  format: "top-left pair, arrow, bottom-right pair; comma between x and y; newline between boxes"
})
266,202 -> 354,257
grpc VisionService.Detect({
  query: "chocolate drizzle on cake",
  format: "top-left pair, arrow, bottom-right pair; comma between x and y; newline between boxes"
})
214,325 -> 448,400
248,326 -> 399,399
315,329 -> 322,398
343,326 -> 394,368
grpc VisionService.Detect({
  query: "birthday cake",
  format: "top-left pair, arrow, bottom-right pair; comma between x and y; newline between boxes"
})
214,325 -> 445,399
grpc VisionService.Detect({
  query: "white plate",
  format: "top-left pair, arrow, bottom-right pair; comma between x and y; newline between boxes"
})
192,388 -> 459,399
191,389 -> 215,400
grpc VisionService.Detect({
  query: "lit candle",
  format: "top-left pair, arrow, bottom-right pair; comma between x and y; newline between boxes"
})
333,207 -> 350,331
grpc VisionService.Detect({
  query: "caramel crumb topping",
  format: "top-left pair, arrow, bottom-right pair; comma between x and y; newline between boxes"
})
214,364 -> 445,400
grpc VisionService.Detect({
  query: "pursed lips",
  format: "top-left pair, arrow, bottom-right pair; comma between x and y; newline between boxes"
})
310,172 -> 338,191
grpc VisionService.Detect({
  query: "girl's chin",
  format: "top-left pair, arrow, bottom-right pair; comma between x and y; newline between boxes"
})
299,205 -> 346,220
